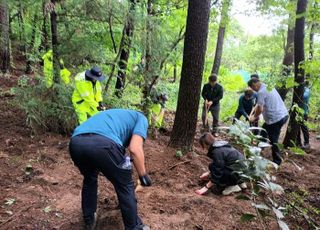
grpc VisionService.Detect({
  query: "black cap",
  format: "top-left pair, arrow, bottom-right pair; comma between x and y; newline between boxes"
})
85,66 -> 105,81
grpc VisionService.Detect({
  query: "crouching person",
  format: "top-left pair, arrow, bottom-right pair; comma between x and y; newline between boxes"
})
69,109 -> 151,230
195,133 -> 247,196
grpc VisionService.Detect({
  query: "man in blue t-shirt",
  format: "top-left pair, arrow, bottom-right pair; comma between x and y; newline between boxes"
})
69,109 -> 151,230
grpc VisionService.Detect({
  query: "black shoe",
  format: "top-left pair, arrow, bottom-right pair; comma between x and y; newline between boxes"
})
84,213 -> 97,230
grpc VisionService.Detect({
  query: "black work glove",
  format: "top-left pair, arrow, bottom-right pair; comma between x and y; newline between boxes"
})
97,102 -> 107,111
139,174 -> 152,186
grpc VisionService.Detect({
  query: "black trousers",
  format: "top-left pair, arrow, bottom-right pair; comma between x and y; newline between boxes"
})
208,164 -> 241,187
262,116 -> 288,165
69,134 -> 144,230
297,114 -> 310,145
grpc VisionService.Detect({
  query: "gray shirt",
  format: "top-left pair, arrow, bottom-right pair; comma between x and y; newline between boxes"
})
257,83 -> 288,125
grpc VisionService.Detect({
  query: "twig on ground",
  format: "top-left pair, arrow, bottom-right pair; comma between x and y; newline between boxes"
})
284,198 -> 320,228
168,160 -> 191,170
0,204 -> 34,227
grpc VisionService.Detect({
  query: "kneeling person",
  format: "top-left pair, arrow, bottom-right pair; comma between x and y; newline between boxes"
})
196,133 -> 247,196
69,109 -> 151,230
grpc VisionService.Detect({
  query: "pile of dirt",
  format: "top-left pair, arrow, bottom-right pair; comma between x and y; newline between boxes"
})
0,75 -> 319,230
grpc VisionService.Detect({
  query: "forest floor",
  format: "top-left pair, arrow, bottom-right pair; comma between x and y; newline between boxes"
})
0,74 -> 320,230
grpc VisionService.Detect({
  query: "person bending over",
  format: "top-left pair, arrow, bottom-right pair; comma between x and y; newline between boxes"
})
195,133 -> 247,196
234,88 -> 258,127
248,77 -> 288,165
69,109 -> 151,230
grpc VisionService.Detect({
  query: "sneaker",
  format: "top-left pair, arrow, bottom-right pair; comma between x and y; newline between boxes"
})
84,213 -> 97,230
222,185 -> 242,196
239,182 -> 247,189
142,225 -> 151,230
302,143 -> 310,150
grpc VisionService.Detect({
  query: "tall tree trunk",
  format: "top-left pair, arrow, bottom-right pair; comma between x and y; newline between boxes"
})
50,0 -> 60,84
173,63 -> 177,83
26,12 -> 38,74
309,23 -> 315,61
0,0 -> 10,73
40,0 -> 49,52
18,0 -> 27,65
211,0 -> 231,75
115,0 -> 136,98
142,0 -> 153,114
308,1 -> 318,61
277,24 -> 295,100
283,0 -> 308,147
169,0 -> 211,149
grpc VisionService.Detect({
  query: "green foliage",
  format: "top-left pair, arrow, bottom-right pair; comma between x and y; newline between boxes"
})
225,120 -> 289,229
12,76 -> 77,134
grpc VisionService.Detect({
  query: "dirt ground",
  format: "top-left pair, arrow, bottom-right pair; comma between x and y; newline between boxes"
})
0,75 -> 319,230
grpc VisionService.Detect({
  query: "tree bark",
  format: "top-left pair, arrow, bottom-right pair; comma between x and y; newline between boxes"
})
277,24 -> 295,100
283,0 -> 308,147
0,0 -> 10,73
211,0 -> 231,75
115,0 -> 136,98
50,0 -> 60,84
173,63 -> 177,83
40,0 -> 49,52
17,0 -> 28,65
169,0 -> 211,149
308,1 -> 318,61
142,0 -> 153,114
26,12 -> 38,74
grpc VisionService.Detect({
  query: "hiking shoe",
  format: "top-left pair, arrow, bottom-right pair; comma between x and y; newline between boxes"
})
239,182 -> 247,189
84,213 -> 97,230
222,185 -> 241,196
302,144 -> 310,150
142,225 -> 151,230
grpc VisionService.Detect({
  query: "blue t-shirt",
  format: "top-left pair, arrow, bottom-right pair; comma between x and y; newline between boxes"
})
72,109 -> 148,147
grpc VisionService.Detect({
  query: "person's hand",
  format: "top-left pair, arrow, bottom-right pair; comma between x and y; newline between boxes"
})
97,102 -> 107,111
249,115 -> 258,122
139,174 -> 152,186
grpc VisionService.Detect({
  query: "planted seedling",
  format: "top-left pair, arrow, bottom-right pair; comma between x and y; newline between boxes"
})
5,198 -> 16,206
175,150 -> 183,159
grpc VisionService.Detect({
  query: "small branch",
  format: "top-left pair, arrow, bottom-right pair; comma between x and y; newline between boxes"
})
284,198 -> 320,228
108,14 -> 117,53
0,204 -> 34,227
168,160 -> 191,170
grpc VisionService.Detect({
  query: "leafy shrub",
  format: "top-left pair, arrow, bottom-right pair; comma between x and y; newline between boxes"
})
12,76 -> 77,134
222,121 -> 289,229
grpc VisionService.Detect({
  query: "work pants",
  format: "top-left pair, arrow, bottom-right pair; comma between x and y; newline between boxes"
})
202,104 -> 220,133
297,114 -> 310,146
262,116 -> 288,165
69,134 -> 144,230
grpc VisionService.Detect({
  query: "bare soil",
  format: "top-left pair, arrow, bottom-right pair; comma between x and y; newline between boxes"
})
0,74 -> 319,230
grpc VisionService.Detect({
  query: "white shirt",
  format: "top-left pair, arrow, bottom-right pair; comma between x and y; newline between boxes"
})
257,84 -> 288,125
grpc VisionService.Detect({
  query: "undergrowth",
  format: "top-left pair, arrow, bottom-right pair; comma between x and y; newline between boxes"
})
12,75 -> 77,134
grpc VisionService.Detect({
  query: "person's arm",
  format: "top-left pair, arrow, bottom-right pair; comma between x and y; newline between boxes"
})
249,90 -> 265,122
75,81 -> 99,110
201,84 -> 208,100
128,135 -> 146,176
249,104 -> 263,122
211,85 -> 223,104
237,96 -> 248,118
